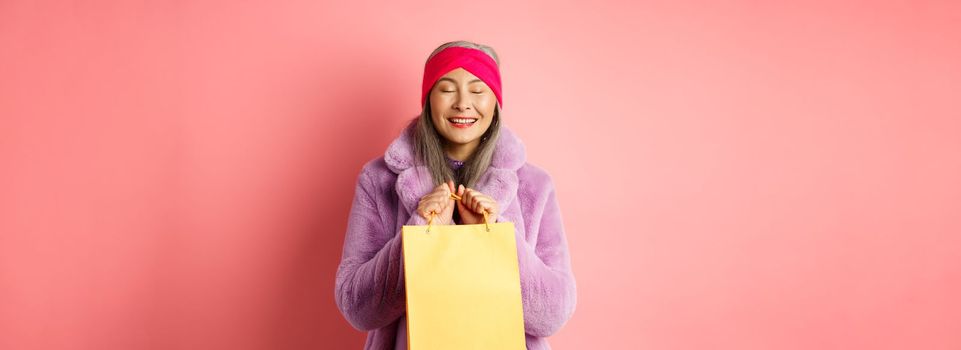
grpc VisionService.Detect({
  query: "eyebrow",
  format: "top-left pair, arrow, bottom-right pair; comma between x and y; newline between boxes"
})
438,77 -> 483,85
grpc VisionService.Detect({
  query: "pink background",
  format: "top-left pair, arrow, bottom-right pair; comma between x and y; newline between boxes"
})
2,1 -> 960,349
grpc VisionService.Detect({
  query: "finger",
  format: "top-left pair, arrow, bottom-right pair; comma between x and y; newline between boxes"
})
467,189 -> 488,202
472,194 -> 493,206
425,194 -> 443,204
471,193 -> 486,208
431,190 -> 452,201
479,198 -> 496,215
472,196 -> 483,213
419,204 -> 436,218
487,201 -> 498,215
434,192 -> 449,203
480,200 -> 496,215
470,193 -> 490,203
431,199 -> 448,212
448,185 -> 458,202
476,200 -> 488,215
457,184 -> 465,197
474,194 -> 488,213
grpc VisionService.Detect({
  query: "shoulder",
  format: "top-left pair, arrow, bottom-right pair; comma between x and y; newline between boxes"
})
356,156 -> 397,195
359,156 -> 392,177
516,161 -> 556,206
517,162 -> 555,190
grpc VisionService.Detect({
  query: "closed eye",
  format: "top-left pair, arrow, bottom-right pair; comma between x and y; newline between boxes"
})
440,90 -> 484,94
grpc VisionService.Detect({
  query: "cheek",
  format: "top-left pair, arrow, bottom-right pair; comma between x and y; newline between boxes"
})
478,95 -> 497,115
429,92 -> 450,110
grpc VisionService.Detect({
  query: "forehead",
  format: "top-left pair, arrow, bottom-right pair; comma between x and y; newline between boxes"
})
437,68 -> 483,84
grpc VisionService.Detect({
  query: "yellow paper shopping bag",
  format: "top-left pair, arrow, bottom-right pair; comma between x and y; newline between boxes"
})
401,209 -> 526,350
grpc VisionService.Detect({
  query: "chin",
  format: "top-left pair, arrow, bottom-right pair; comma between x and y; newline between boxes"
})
449,136 -> 478,144
444,133 -> 479,144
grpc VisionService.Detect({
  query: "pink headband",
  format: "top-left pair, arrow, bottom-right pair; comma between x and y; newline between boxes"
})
421,46 -> 503,109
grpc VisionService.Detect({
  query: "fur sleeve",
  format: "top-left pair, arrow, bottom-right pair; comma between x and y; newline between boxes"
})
334,168 -> 408,331
514,176 -> 578,337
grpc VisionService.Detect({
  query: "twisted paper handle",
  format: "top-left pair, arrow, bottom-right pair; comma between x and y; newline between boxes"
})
425,192 -> 491,233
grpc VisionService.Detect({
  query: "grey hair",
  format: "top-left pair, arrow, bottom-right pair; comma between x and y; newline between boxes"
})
409,40 -> 502,189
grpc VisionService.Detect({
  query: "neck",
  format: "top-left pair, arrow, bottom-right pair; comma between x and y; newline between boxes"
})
445,139 -> 480,162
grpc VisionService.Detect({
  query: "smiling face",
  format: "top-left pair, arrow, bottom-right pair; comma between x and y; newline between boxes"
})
429,67 -> 497,157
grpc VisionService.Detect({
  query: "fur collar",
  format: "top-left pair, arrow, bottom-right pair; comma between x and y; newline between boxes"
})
383,122 -> 527,220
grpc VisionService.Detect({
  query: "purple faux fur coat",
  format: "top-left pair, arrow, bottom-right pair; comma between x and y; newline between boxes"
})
334,122 -> 577,350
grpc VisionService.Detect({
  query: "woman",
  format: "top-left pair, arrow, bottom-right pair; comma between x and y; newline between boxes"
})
334,40 -> 577,350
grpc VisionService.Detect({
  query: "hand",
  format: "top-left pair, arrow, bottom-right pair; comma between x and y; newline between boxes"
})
455,184 -> 499,225
417,180 -> 457,225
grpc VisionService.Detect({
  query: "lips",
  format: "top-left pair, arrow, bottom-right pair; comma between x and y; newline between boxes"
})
447,117 -> 478,128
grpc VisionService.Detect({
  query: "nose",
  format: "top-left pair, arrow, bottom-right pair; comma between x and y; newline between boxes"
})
453,93 -> 472,111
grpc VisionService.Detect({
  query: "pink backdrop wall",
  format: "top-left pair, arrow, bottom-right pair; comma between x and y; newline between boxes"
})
2,1 -> 959,349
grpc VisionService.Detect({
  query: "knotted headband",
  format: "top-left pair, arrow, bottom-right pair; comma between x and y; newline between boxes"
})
421,46 -> 503,109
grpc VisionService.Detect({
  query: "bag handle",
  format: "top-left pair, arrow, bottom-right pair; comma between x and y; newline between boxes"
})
425,192 -> 492,233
